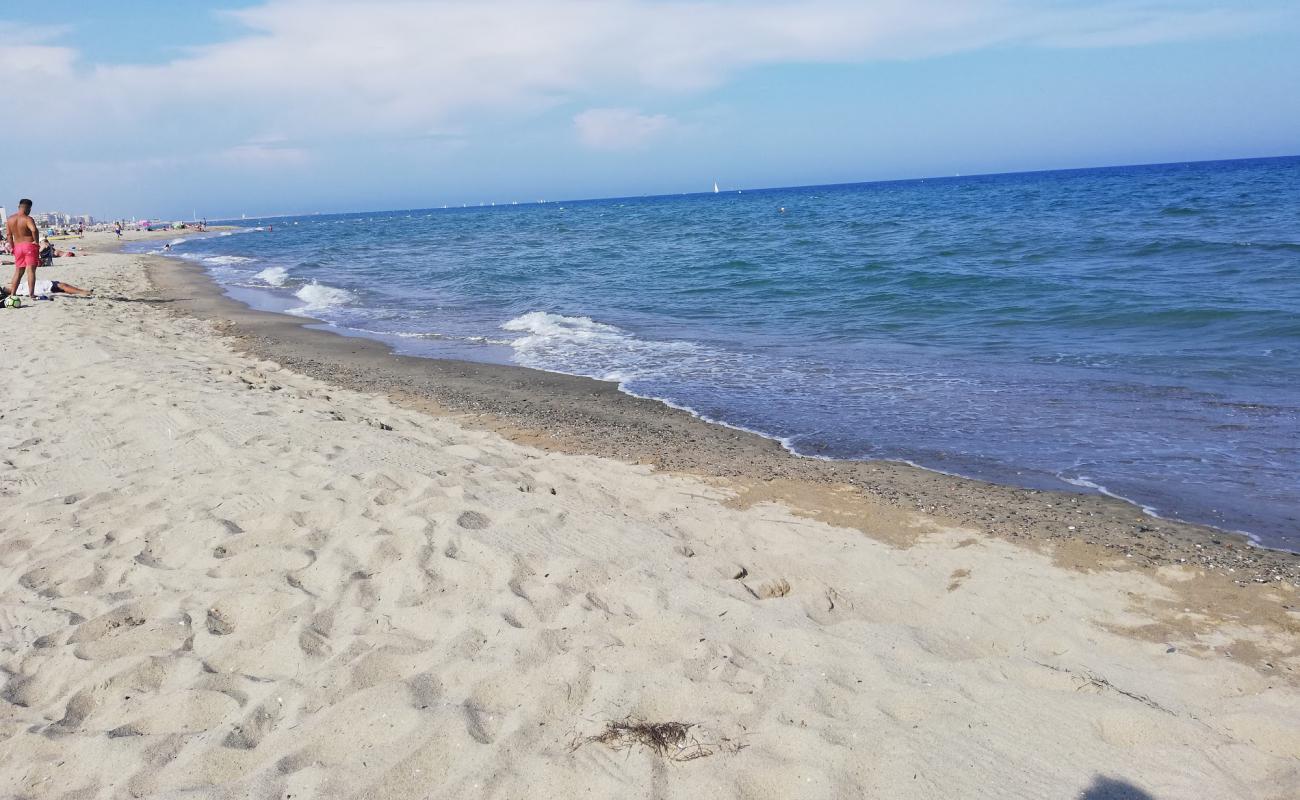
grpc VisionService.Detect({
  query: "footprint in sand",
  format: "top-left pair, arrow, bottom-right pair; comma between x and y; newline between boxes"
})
223,700 -> 281,750
749,578 -> 792,599
298,624 -> 331,658
947,568 -> 971,592
68,603 -> 190,660
457,510 -> 490,530
461,701 -> 500,744
405,673 -> 444,711
53,687 -> 102,732
206,608 -> 236,636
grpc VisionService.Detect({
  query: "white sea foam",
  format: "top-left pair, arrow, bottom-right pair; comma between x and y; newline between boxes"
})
169,237 -> 187,246
348,327 -> 512,346
291,281 -> 352,313
502,311 -> 623,347
501,312 -> 828,461
501,311 -> 706,385
204,255 -> 256,266
1059,474 -> 1161,517
502,312 -> 647,382
256,266 -> 291,287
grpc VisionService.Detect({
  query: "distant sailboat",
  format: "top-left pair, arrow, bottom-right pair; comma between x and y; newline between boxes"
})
713,181 -> 720,194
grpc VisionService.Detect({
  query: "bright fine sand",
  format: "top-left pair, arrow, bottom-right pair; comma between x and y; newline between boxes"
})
0,240 -> 1297,799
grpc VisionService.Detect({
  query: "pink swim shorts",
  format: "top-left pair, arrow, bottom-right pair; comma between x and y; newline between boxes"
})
13,242 -> 38,269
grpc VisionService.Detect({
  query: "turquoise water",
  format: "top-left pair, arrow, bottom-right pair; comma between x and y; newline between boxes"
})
149,157 -> 1300,548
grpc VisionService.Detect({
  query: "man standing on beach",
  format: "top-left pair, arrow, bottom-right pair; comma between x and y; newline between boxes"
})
6,199 -> 40,300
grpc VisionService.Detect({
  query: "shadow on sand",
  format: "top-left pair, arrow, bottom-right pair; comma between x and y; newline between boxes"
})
1080,776 -> 1156,800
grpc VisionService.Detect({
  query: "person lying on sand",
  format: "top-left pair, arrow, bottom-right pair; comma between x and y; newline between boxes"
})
1,279 -> 93,301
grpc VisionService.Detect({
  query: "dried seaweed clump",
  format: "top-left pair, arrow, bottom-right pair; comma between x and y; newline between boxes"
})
573,718 -> 746,762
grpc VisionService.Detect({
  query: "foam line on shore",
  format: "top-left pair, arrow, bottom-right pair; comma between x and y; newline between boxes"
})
138,247 -> 1300,577
140,243 -> 1295,551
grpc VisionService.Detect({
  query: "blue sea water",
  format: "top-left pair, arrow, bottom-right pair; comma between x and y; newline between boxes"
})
147,157 -> 1300,549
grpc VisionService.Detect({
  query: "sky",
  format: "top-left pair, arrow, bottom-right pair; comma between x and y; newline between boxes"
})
1,0 -> 1297,219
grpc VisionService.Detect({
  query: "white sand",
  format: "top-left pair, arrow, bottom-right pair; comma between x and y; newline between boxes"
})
0,246 -> 1296,799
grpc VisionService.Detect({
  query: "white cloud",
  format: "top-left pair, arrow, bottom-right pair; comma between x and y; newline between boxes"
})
216,142 -> 311,168
1037,6 -> 1268,47
574,108 -> 675,150
0,23 -> 77,81
5,1 -> 1284,162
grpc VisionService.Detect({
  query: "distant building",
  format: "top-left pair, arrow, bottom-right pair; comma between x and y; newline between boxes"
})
28,211 -> 95,228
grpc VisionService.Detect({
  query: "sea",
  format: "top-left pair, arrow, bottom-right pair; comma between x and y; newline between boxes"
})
141,157 -> 1300,550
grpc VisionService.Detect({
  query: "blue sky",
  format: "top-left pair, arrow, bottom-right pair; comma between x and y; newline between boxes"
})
3,1 -> 1297,219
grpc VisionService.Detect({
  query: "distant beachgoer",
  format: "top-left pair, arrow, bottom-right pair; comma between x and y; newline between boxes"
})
1,278 -> 93,301
38,241 -> 76,261
6,199 -> 40,300
114,223 -> 122,238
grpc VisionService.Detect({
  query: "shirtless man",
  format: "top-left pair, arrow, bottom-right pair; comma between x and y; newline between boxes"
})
6,199 -> 40,300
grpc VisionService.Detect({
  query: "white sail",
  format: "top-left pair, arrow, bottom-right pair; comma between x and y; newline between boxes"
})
713,181 -> 720,193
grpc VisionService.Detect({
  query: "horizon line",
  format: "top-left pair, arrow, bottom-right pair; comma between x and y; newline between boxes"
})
166,151 -> 1300,223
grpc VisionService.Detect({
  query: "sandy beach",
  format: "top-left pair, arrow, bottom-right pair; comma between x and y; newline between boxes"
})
0,236 -> 1296,799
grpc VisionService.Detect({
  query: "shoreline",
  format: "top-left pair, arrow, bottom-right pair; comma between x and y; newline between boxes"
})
141,247 -> 1300,586
2,236 -> 1296,797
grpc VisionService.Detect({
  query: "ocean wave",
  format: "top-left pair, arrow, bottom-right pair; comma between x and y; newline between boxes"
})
501,311 -> 704,384
348,327 -> 512,346
169,237 -> 187,246
502,311 -> 623,345
501,312 -> 782,435
499,314 -> 845,464
215,227 -> 264,238
256,266 -> 291,287
204,255 -> 256,266
291,281 -> 353,313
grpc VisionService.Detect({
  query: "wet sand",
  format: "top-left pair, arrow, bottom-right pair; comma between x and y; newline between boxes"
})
143,251 -> 1298,587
